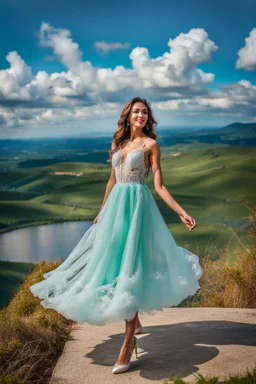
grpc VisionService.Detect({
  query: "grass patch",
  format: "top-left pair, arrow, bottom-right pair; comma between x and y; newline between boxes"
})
181,198 -> 256,308
162,366 -> 256,384
0,260 -> 75,384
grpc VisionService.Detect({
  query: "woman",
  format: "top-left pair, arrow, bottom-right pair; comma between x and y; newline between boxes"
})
30,96 -> 203,374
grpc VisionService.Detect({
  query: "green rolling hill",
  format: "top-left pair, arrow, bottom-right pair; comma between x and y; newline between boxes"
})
0,145 -> 254,260
217,122 -> 256,138
0,142 -> 255,309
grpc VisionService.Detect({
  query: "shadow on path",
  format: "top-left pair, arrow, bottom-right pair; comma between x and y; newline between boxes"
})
84,320 -> 256,381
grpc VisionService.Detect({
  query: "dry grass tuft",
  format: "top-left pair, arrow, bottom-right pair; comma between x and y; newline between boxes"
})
190,199 -> 256,308
0,260 -> 75,384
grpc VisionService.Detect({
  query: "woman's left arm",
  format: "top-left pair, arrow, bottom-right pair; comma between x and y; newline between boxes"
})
150,140 -> 196,231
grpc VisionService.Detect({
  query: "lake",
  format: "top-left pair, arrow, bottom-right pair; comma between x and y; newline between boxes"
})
0,221 -> 94,263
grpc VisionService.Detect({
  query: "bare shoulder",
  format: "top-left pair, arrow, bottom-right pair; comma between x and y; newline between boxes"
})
146,138 -> 160,152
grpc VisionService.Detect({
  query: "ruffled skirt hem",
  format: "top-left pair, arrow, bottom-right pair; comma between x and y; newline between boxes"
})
30,182 -> 203,325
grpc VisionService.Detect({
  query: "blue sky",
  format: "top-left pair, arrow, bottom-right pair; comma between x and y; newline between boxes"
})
0,0 -> 256,138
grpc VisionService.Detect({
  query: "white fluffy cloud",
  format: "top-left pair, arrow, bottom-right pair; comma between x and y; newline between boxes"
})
130,28 -> 217,88
0,23 -> 218,105
0,22 -> 255,135
236,28 -> 256,71
94,41 -> 130,54
153,79 -> 256,118
0,51 -> 33,101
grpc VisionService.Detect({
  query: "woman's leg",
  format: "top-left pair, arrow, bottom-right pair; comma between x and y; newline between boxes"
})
116,311 -> 138,365
136,314 -> 142,329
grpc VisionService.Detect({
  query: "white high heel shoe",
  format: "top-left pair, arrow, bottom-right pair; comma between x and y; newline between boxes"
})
112,336 -> 138,374
135,325 -> 142,334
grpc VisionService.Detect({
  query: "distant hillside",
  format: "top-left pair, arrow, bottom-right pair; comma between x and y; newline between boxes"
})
217,122 -> 256,138
165,121 -> 256,147
1,122 -> 256,172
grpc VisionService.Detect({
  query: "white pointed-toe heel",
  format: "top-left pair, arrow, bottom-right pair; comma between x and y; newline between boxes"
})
112,336 -> 138,374
135,325 -> 143,334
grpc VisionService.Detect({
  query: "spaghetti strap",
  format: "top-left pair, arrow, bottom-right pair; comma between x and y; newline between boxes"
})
141,137 -> 150,148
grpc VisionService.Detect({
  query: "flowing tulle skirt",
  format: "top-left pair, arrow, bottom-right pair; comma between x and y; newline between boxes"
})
30,182 -> 203,325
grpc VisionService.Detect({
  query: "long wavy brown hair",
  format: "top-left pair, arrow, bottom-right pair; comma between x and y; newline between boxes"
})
107,97 -> 158,177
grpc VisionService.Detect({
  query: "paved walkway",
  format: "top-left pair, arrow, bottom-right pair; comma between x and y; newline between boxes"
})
50,307 -> 256,384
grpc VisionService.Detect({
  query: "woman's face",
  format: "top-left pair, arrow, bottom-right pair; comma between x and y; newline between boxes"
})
128,102 -> 148,128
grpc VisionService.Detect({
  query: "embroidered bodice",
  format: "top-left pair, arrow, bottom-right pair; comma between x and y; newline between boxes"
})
112,137 -> 150,183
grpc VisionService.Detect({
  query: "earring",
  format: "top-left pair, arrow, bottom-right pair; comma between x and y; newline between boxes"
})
125,121 -> 130,131
145,124 -> 149,131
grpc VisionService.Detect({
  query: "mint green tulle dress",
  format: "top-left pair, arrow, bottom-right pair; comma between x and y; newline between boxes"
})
30,137 -> 203,325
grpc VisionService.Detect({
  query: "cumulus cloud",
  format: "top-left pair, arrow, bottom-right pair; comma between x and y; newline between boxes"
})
39,22 -> 97,90
154,79 -> 256,118
0,23 -> 218,106
0,51 -> 34,102
236,28 -> 256,71
94,41 -> 130,54
0,22 -> 255,135
222,80 -> 256,114
130,28 -> 218,88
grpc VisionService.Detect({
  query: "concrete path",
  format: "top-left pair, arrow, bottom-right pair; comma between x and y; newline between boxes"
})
50,307 -> 256,384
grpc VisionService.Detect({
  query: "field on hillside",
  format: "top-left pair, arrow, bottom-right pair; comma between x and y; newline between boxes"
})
0,260 -> 35,308
0,145 -> 255,258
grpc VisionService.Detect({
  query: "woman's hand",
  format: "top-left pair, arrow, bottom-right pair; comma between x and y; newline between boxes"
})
179,212 -> 196,231
93,212 -> 101,224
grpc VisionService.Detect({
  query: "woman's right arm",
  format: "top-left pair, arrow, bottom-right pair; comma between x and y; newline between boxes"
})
94,142 -> 117,223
